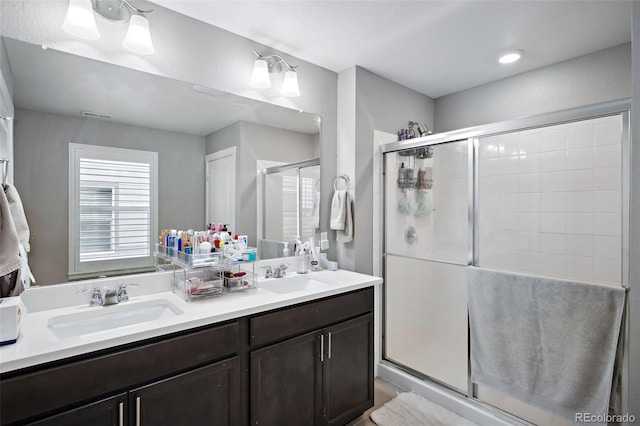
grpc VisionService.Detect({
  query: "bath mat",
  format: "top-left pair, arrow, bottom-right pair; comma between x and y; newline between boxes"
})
370,392 -> 479,426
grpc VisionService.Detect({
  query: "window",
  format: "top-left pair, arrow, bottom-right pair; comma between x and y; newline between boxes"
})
281,174 -> 316,242
69,144 -> 158,277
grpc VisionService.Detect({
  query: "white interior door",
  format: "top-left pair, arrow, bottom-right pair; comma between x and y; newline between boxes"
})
206,147 -> 236,233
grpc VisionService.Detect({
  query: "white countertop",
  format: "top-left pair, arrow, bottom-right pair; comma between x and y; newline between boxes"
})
0,269 -> 382,374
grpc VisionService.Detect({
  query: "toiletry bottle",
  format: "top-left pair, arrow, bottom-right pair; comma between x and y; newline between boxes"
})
397,163 -> 406,188
296,243 -> 308,274
283,242 -> 289,257
167,229 -> 177,256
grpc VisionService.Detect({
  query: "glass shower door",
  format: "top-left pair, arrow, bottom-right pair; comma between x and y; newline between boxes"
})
384,140 -> 470,393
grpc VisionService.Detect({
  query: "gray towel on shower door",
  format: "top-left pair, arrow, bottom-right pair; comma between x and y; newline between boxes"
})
468,267 -> 625,423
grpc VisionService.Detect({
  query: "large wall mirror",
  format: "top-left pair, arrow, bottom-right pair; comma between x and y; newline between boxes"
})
1,37 -> 321,285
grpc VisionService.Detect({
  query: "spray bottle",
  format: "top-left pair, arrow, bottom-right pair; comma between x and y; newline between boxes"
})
296,240 -> 308,274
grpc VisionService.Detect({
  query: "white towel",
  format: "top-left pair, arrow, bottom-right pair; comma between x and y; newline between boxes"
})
330,190 -> 347,230
336,191 -> 353,243
0,188 -> 20,277
4,184 -> 30,252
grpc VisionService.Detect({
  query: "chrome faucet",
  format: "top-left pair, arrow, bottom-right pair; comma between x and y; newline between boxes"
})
103,288 -> 119,305
262,264 -> 289,278
273,264 -> 289,278
79,284 -> 138,307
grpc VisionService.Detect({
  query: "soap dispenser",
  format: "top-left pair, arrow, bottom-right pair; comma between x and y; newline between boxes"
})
282,242 -> 289,257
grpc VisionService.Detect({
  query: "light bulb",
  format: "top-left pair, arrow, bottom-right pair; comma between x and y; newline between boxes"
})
61,0 -> 100,40
498,50 -> 524,64
281,69 -> 300,97
123,15 -> 155,55
250,59 -> 271,89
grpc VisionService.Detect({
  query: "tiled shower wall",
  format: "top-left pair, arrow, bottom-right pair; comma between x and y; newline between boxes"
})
478,114 -> 622,285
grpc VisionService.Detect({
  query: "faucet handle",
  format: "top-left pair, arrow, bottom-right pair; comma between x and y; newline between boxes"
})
117,284 -> 138,302
261,265 -> 274,278
78,288 -> 103,306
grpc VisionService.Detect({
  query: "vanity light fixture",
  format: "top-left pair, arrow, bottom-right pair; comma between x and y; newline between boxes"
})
62,0 -> 155,55
250,50 -> 300,97
498,49 -> 524,64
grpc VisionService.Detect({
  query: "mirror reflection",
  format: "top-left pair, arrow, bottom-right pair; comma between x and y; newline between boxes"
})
257,159 -> 321,259
1,37 -> 321,285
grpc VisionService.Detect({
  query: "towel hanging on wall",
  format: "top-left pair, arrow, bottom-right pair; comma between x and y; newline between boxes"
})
0,187 -> 20,279
4,184 -> 30,252
330,175 -> 353,243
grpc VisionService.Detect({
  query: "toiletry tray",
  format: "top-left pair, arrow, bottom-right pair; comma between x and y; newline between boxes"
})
155,245 -> 258,301
173,263 -> 256,301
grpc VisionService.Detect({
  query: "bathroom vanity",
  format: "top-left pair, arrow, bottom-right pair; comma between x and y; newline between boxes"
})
0,270 -> 380,426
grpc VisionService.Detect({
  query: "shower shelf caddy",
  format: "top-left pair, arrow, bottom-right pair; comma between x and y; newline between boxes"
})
154,243 -> 258,301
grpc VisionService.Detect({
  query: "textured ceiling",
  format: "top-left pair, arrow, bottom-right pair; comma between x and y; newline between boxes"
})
151,0 -> 632,98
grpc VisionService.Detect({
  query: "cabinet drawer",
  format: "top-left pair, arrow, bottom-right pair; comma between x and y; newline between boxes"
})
250,287 -> 373,347
1,321 -> 239,425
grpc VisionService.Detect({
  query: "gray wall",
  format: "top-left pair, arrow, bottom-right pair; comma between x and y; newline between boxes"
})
336,67 -> 357,270
629,2 -> 640,416
206,121 -> 318,247
0,37 -> 13,99
434,43 -> 631,132
350,66 -> 435,274
0,1 -> 338,264
14,108 -> 206,285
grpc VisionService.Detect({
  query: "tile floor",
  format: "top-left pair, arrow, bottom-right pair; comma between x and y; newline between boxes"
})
347,378 -> 405,426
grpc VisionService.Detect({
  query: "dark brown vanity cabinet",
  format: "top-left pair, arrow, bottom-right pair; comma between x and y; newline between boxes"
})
1,287 -> 374,426
250,331 -> 323,425
1,321 -> 241,426
28,394 -> 127,426
323,314 -> 373,426
249,288 -> 374,426
129,358 -> 240,426
25,359 -> 240,426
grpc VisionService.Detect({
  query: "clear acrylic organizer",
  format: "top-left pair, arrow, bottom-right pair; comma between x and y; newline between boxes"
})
155,243 -> 257,301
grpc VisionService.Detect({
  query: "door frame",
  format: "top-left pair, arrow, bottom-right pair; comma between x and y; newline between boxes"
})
205,146 -> 236,232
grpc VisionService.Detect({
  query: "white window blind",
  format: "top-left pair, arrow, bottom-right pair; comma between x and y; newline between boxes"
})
282,175 -> 315,241
69,144 -> 157,277
282,175 -> 298,242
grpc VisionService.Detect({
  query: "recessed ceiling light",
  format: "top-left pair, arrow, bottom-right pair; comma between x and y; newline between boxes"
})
498,50 -> 524,64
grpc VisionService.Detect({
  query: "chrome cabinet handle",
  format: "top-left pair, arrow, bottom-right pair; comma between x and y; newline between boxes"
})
136,396 -> 141,426
320,334 -> 324,362
328,332 -> 332,359
118,402 -> 124,426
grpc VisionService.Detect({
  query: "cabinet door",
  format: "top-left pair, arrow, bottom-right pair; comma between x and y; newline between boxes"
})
130,357 -> 240,426
27,393 -> 127,426
251,330 -> 323,426
324,314 -> 374,426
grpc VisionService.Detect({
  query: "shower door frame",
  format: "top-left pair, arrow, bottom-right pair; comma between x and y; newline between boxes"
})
380,97 -> 632,422
258,157 -> 320,242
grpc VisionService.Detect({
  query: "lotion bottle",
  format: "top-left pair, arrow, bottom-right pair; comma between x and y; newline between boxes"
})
282,242 -> 289,257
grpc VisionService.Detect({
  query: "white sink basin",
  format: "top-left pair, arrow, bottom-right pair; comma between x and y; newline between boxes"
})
48,299 -> 184,339
260,274 -> 336,294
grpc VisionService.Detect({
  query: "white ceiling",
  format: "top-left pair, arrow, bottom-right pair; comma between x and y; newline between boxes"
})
151,0 -> 632,98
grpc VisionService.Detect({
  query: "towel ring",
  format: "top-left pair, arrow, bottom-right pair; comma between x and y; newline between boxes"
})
334,174 -> 350,191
